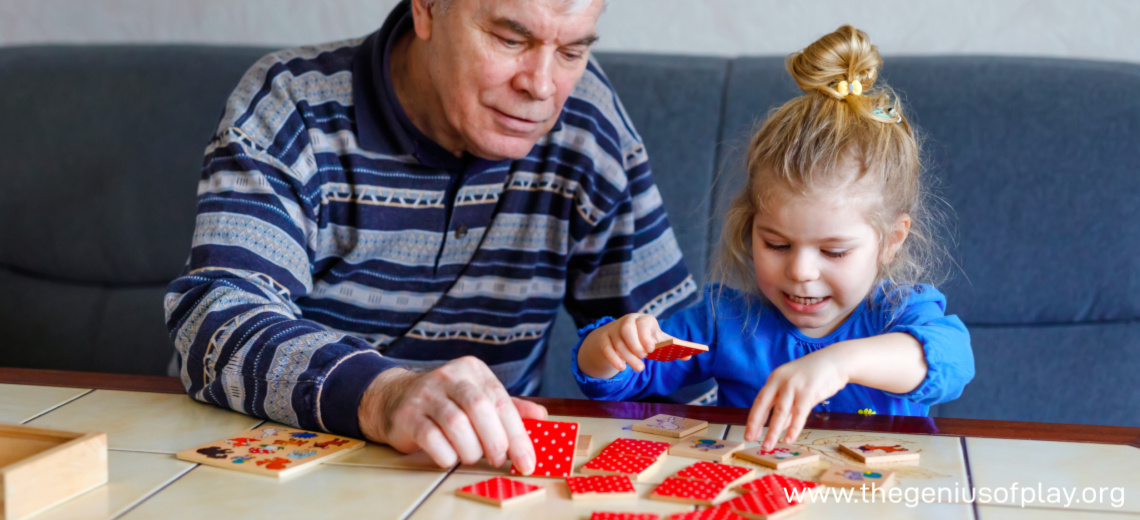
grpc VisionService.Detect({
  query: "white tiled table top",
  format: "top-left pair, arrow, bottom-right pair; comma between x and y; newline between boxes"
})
8,385 -> 1140,520
0,383 -> 89,424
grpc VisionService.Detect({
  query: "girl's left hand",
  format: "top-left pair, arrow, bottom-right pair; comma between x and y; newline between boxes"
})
743,350 -> 849,450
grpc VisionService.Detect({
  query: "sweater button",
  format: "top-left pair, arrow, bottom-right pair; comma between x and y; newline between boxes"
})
455,226 -> 468,238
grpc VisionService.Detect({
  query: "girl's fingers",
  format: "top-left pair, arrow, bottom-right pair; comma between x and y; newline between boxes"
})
616,323 -> 646,371
601,344 -> 627,372
763,394 -> 795,451
745,387 -> 775,442
783,400 -> 813,445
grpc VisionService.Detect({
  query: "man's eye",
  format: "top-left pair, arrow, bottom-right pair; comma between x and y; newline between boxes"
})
764,242 -> 789,251
822,249 -> 849,259
561,50 -> 584,61
499,37 -> 522,48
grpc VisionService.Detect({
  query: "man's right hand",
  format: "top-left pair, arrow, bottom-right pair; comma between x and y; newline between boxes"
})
357,356 -> 548,474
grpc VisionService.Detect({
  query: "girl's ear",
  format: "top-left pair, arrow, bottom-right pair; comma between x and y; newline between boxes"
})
882,214 -> 911,264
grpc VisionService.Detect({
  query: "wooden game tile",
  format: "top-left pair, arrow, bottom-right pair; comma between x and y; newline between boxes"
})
645,338 -> 709,362
668,436 -> 745,463
590,513 -> 660,520
649,477 -> 732,506
581,450 -> 665,482
733,443 -> 820,470
674,461 -> 755,488
837,442 -> 920,465
576,434 -> 593,457
455,476 -> 546,507
668,508 -> 751,520
566,475 -> 637,501
818,464 -> 896,490
510,418 -> 578,478
718,489 -> 805,520
631,414 -> 708,438
734,474 -> 818,497
175,426 -> 364,479
605,437 -> 672,460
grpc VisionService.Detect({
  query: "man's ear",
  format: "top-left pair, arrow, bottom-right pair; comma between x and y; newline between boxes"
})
409,0 -> 437,41
883,214 -> 911,264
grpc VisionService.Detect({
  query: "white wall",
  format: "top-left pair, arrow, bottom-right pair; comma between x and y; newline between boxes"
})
2,0 -> 1137,63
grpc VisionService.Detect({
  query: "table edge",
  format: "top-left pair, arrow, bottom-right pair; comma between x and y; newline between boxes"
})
3,367 -> 1137,447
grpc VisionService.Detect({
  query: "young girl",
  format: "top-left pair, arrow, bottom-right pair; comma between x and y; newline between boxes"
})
573,26 -> 975,451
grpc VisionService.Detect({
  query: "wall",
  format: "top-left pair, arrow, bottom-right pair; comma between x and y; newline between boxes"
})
2,0 -> 1137,63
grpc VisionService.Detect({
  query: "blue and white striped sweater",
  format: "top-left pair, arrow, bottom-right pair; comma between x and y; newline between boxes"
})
165,5 -> 695,438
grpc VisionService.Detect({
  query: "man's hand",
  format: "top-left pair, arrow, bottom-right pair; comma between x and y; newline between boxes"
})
357,356 -> 548,473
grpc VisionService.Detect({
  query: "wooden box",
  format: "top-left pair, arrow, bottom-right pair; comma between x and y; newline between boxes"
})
0,424 -> 107,520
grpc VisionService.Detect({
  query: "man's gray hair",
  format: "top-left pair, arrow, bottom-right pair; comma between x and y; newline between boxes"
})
425,0 -> 606,15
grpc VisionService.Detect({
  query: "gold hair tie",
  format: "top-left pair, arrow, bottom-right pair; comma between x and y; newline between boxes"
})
836,79 -> 863,97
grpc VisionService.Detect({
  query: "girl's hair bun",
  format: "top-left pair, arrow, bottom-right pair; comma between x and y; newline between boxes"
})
787,25 -> 882,100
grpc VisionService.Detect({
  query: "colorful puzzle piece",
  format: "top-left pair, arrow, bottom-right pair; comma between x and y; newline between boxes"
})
649,476 -> 731,506
510,418 -> 578,478
668,436 -> 745,463
646,338 -> 709,362
631,414 -> 708,438
733,443 -> 820,469
566,475 -> 637,500
719,489 -> 805,520
177,426 -> 365,478
837,442 -> 920,464
818,464 -> 896,489
675,461 -> 755,488
455,476 -> 546,508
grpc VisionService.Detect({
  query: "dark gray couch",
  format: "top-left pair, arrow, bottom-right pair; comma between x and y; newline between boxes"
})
2,46 -> 1137,428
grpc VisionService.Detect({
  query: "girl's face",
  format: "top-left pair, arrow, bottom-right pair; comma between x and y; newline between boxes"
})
751,185 -> 888,338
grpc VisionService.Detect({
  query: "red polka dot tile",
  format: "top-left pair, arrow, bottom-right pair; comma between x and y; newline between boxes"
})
510,418 -> 578,478
675,461 -> 755,487
581,449 -> 662,481
667,508 -> 750,520
454,476 -> 546,507
590,513 -> 660,520
649,476 -> 731,506
735,474 -> 818,496
719,488 -> 804,519
606,437 -> 672,459
645,338 -> 709,362
565,475 -> 637,500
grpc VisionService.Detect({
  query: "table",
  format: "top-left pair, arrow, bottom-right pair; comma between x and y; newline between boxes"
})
2,368 -> 1137,520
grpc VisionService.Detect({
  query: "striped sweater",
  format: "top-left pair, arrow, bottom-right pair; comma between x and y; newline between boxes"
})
164,3 -> 696,438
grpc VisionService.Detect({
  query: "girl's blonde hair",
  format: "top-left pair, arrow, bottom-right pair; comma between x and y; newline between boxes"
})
714,25 -> 948,309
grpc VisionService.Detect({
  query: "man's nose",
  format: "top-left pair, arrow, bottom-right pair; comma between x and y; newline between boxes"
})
787,250 -> 820,282
513,50 -> 556,101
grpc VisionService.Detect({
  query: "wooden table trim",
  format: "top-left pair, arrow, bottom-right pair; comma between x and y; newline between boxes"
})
3,367 -> 1137,446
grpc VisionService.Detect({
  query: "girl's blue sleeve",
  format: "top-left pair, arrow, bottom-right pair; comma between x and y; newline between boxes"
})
880,285 -> 976,406
571,290 -> 718,401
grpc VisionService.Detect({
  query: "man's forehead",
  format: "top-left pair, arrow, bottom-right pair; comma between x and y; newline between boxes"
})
472,0 -> 603,42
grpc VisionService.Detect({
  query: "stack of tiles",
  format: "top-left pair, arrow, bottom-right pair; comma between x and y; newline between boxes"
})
581,438 -> 671,482
590,513 -> 661,520
510,418 -> 579,478
566,474 -> 638,501
719,474 -> 817,519
650,461 -> 754,506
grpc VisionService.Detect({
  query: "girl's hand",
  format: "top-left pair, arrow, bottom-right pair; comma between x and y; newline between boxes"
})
743,350 -> 849,450
577,313 -> 675,379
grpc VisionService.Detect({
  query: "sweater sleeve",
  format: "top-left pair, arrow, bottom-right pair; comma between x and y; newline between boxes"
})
164,126 -> 398,438
879,285 -> 976,406
571,290 -> 717,401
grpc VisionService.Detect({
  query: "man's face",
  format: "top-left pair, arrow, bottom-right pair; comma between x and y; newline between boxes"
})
418,0 -> 602,160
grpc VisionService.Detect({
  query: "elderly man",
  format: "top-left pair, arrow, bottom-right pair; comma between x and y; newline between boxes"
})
165,0 -> 695,475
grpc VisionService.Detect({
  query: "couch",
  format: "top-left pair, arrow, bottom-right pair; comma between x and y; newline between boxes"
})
2,45 -> 1137,427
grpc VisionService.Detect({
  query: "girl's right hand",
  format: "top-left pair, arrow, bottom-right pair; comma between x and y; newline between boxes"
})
577,313 -> 675,379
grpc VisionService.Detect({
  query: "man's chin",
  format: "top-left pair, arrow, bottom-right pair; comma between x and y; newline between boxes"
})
467,134 -> 542,161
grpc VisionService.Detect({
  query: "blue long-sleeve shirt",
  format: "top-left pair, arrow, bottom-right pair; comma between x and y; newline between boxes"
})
573,284 -> 974,415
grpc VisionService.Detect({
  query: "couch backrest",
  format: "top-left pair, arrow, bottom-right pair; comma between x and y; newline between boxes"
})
1,46 -> 1136,427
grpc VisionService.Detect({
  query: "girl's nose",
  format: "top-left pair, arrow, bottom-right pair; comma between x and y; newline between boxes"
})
787,250 -> 820,282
